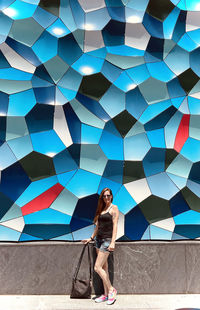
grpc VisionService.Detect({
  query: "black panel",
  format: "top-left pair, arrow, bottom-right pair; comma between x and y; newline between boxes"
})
123,161 -> 145,184
39,0 -> 60,16
147,0 -> 175,21
113,110 -> 136,138
178,68 -> 199,94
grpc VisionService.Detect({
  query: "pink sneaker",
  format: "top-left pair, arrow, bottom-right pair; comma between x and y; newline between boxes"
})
95,294 -> 108,303
107,287 -> 117,305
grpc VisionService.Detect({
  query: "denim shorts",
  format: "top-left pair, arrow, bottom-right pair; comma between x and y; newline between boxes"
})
95,238 -> 111,252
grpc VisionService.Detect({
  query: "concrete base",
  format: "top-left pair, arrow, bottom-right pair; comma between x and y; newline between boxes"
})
0,241 -> 200,295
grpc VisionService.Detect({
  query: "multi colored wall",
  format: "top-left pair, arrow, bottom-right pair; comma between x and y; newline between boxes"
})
0,0 -> 200,241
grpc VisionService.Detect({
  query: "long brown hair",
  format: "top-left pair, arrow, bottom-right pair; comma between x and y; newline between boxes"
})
94,187 -> 113,224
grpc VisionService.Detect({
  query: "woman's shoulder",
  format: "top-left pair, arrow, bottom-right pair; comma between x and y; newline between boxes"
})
111,204 -> 119,212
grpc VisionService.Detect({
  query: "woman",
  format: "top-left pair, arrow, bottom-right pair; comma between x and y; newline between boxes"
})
82,187 -> 119,305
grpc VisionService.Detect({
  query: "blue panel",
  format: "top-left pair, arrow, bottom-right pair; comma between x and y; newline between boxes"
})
32,31 -> 58,63
181,138 -> 200,162
150,226 -> 172,240
143,148 -> 165,177
0,226 -> 21,241
125,206 -> 149,240
66,169 -> 101,198
147,129 -> 166,148
24,208 -> 71,224
8,89 -> 36,116
31,130 -> 66,156
113,186 -> 137,214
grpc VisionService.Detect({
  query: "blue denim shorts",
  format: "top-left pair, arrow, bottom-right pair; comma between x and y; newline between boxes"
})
95,238 -> 111,252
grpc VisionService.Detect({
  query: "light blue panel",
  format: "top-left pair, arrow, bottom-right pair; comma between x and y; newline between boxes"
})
99,129 -> 124,160
46,18 -> 71,37
0,203 -> 22,223
164,111 -> 182,148
24,208 -> 71,224
165,45 -> 190,75
58,86 -> 77,101
0,142 -> 17,170
142,226 -> 150,240
33,6 -> 57,28
113,186 -> 137,214
181,137 -> 200,162
3,0 -> 37,19
72,53 -> 104,75
51,233 -> 73,241
66,169 -> 101,198
163,7 -> 180,39
57,170 -> 77,187
0,0 -> 14,10
23,0 -> 40,4
126,0 -> 149,11
50,188 -> 78,216
31,130 -> 66,156
185,0 -> 200,10
171,97 -> 185,109
170,0 -> 182,5
0,12 -> 13,43
126,64 -> 150,85
15,176 -> 58,207
88,47 -> 107,60
187,180 -> 200,198
98,177 -> 121,196
166,154 -> 192,178
147,62 -> 175,82
147,129 -> 166,148
174,0 -> 187,10
167,173 -> 187,189
80,144 -> 107,175
178,33 -> 198,51
81,124 -> 102,144
139,100 -> 171,124
188,96 -> 200,115
189,115 -> 200,139
0,68 -> 32,81
99,85 -> 125,117
73,224 -> 95,241
85,8 -> 110,30
32,31 -> 58,63
147,172 -> 179,199
188,29 -> 200,46
58,68 -> 82,91
174,210 -> 200,225
0,226 -> 20,241
7,135 -> 33,160
107,45 -> 144,57
124,133 -> 151,160
60,0 -> 76,32
20,233 -> 42,241
8,89 -> 36,116
113,71 -> 135,92
150,225 -> 172,240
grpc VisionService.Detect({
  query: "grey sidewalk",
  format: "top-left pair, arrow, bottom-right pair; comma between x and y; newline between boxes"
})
0,295 -> 200,310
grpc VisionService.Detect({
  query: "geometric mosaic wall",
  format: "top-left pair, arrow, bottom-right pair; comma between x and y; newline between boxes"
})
1,0 -> 200,241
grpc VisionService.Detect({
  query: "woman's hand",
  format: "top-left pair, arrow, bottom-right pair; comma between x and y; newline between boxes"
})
81,238 -> 92,244
108,242 -> 115,252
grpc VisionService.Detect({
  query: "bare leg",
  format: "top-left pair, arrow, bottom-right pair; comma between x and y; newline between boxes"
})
96,249 -> 109,295
94,250 -> 113,294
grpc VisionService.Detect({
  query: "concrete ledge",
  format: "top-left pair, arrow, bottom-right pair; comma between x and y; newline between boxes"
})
0,241 -> 200,294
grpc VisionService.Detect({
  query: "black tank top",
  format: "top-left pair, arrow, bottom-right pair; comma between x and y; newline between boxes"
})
97,206 -> 113,239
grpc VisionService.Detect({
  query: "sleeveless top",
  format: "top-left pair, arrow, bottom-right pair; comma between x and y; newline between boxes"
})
96,205 -> 113,239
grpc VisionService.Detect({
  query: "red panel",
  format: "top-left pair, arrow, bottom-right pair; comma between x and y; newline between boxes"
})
174,114 -> 190,152
21,183 -> 64,216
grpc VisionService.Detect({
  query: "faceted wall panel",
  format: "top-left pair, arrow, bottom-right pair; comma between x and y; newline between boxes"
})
0,0 -> 200,241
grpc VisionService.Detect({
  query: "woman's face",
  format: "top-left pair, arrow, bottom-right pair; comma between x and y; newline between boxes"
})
102,190 -> 112,205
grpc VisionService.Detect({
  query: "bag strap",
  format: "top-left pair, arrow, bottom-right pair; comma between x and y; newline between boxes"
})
73,243 -> 92,281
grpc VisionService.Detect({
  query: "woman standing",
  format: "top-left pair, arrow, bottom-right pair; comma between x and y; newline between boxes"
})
82,187 -> 119,305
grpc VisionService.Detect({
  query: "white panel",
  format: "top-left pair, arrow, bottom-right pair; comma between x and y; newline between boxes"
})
125,23 -> 150,50
186,11 -> 200,32
78,0 -> 105,12
53,105 -> 73,148
152,217 -> 175,232
0,43 -> 35,74
84,30 -> 104,52
0,216 -> 25,232
124,178 -> 151,204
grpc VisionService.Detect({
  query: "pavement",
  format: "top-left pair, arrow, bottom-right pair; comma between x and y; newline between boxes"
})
0,295 -> 200,310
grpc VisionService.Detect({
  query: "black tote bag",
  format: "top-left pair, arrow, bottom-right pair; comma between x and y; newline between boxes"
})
70,243 -> 92,299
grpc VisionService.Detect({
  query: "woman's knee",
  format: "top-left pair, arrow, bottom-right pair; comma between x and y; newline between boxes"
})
94,263 -> 101,274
